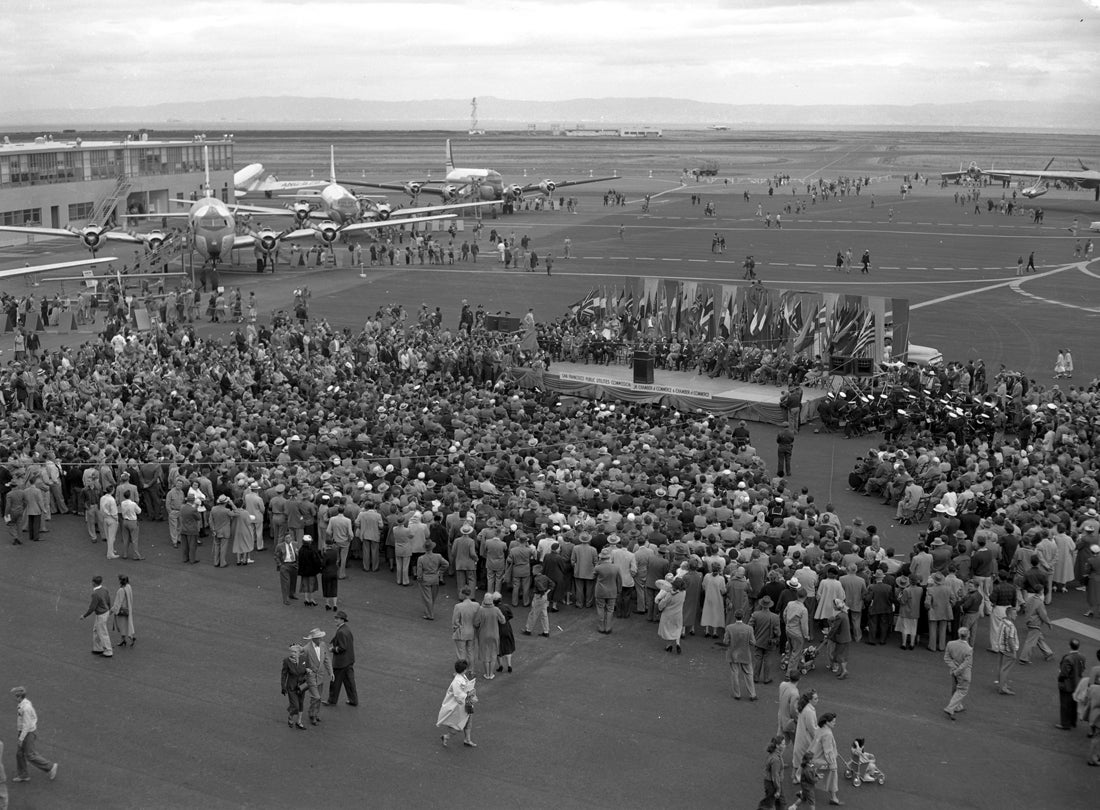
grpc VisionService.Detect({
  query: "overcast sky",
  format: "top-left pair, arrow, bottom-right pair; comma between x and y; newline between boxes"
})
6,0 -> 1100,112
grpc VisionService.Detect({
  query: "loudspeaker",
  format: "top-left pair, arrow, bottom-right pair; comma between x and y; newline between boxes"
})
633,350 -> 654,384
829,356 -> 875,376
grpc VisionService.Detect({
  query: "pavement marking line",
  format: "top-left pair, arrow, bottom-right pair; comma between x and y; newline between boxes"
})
1052,618 -> 1100,643
636,257 -> 655,261
1008,284 -> 1100,313
687,259 -> 707,262
661,258 -> 680,262
910,262 -> 1082,311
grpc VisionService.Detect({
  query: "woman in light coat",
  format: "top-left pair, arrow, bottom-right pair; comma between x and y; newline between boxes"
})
111,574 -> 135,647
809,712 -> 842,805
700,563 -> 728,637
656,577 -> 687,653
437,659 -> 478,747
473,594 -> 505,679
790,690 -> 819,784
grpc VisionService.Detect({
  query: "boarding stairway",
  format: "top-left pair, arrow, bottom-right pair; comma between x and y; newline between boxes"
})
86,175 -> 132,226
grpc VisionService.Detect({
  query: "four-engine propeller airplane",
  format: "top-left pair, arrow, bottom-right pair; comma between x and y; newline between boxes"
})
350,139 -> 619,205
942,157 -> 1100,200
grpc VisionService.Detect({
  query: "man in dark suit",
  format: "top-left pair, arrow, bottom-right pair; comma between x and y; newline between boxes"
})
327,611 -> 358,707
274,536 -> 299,605
280,644 -> 308,729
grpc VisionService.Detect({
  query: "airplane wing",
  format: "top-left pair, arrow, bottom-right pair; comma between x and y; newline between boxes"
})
0,257 -> 119,281
342,181 -> 444,197
982,168 -> 1091,185
519,175 -> 620,194
0,224 -> 147,245
389,200 -> 503,218
232,235 -> 257,250
336,213 -> 457,236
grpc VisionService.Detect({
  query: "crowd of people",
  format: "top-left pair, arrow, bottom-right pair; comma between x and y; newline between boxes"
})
4,284 -> 1100,802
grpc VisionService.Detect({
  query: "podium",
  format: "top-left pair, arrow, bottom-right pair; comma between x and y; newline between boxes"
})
633,350 -> 654,384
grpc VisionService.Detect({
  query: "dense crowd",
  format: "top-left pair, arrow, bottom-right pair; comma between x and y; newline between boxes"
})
4,291 -> 1100,776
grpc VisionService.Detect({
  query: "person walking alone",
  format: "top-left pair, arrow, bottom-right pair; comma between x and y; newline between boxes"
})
437,660 -> 478,747
943,626 -> 972,720
9,687 -> 58,785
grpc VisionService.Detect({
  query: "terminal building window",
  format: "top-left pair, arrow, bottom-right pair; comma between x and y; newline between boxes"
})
1,207 -> 42,226
86,149 -> 125,181
68,202 -> 95,221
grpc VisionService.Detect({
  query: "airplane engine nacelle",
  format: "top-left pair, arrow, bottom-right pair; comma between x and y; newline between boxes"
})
404,182 -> 423,197
503,184 -> 524,202
289,202 -> 313,224
258,231 -> 280,253
538,179 -> 556,195
145,230 -> 167,250
1022,184 -> 1047,199
79,226 -> 104,250
315,222 -> 340,244
374,204 -> 392,220
441,184 -> 461,202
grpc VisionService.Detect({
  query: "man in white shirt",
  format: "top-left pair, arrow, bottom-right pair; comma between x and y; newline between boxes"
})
10,686 -> 58,783
118,493 -> 143,560
99,491 -> 120,560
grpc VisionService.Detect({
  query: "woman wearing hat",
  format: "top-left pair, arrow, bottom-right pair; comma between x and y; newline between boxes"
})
297,536 -> 323,607
473,593 -> 505,679
895,575 -> 922,650
280,643 -> 308,730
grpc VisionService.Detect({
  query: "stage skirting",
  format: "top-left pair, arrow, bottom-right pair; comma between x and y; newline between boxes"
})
507,363 -> 824,426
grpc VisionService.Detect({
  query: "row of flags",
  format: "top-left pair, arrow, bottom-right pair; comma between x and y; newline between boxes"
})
568,278 -> 906,364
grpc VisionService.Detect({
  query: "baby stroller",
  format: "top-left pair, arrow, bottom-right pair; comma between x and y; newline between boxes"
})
781,643 -> 819,676
842,738 -> 885,787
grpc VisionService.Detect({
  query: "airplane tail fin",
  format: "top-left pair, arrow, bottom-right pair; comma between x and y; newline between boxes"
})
445,139 -> 454,173
1079,158 -> 1091,171
330,145 -> 337,185
203,145 -> 212,197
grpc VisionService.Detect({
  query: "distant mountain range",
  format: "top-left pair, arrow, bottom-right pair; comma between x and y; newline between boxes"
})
6,96 -> 1099,132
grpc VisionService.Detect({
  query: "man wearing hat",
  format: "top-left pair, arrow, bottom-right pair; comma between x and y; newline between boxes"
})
942,627 -> 973,721
327,611 -> 358,707
302,628 -> 331,725
10,686 -> 58,782
280,645 -> 308,730
593,548 -> 622,634
452,524 -> 478,596
750,596 -> 780,684
925,572 -> 955,652
865,571 -> 894,646
572,533 -> 598,609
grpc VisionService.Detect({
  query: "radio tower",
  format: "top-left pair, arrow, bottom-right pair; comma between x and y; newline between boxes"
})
469,97 -> 484,135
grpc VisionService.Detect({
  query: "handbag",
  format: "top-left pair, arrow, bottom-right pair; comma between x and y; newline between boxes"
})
117,607 -> 129,617
464,695 -> 476,714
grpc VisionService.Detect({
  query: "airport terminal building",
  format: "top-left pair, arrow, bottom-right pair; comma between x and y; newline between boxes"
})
0,133 -> 236,247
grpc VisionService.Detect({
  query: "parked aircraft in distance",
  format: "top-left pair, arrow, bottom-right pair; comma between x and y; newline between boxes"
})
234,163 -> 326,198
707,125 -> 730,131
350,139 -> 618,206
943,157 -> 1100,201
130,148 -> 455,267
245,147 -> 498,227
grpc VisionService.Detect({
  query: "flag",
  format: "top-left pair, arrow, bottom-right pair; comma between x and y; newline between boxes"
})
569,290 -> 598,323
700,291 -> 714,337
720,288 -> 735,338
669,286 -> 681,333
